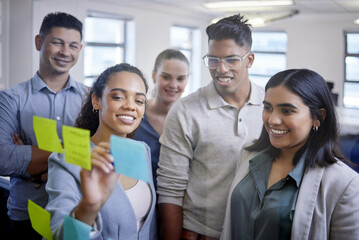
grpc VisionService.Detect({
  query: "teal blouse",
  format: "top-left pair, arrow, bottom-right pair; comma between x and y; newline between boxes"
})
231,151 -> 305,240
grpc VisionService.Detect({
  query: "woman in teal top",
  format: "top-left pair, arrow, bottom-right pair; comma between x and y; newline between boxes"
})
221,69 -> 359,240
134,49 -> 189,189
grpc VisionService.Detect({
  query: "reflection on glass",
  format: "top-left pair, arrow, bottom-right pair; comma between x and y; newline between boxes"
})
180,50 -> 191,62
0,43 -> 2,78
250,53 -> 286,76
85,17 -> 124,44
345,56 -> 359,82
344,82 -> 359,108
170,26 -> 192,49
252,32 -> 287,52
84,46 -> 124,77
347,33 -> 359,54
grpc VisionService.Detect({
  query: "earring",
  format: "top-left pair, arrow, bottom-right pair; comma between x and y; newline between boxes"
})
313,126 -> 319,132
92,108 -> 98,113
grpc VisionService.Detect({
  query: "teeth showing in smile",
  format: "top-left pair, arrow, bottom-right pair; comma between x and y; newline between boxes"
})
118,115 -> 134,121
271,129 -> 289,134
218,77 -> 231,82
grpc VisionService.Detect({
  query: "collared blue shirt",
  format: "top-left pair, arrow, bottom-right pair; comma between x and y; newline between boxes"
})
231,151 -> 306,240
0,73 -> 88,220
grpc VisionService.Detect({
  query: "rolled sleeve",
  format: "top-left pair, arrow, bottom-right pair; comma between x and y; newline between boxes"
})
157,101 -> 193,207
0,90 -> 32,177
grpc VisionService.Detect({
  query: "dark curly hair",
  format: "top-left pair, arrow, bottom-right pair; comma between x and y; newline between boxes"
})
75,63 -> 148,137
206,13 -> 252,50
246,68 -> 347,169
39,12 -> 83,39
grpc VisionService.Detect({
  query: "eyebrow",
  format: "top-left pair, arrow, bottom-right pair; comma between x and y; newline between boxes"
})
263,100 -> 297,109
52,37 -> 81,45
110,88 -> 146,97
161,72 -> 187,77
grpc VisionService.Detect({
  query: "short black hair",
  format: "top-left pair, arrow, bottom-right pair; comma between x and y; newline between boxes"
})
39,12 -> 83,40
206,13 -> 252,49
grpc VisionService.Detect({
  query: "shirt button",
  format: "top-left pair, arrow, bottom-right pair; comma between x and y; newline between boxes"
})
56,116 -> 61,120
239,118 -> 242,122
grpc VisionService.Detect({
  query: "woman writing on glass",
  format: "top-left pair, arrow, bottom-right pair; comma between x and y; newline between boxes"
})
134,49 -> 189,189
46,63 -> 157,240
221,69 -> 359,240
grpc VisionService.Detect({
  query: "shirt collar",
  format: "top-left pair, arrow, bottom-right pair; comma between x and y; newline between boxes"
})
288,152 -> 306,188
249,150 -> 272,172
205,81 -> 229,109
205,81 -> 263,109
247,81 -> 264,106
32,72 -> 79,94
248,149 -> 306,188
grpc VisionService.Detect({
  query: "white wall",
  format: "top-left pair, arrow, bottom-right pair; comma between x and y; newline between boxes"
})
256,13 -> 359,108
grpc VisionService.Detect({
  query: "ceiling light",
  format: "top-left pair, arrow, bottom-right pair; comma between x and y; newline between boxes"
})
204,0 -> 293,9
354,19 -> 359,24
248,18 -> 266,27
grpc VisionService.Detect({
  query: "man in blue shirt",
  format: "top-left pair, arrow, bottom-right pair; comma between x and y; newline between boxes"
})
0,12 -> 88,239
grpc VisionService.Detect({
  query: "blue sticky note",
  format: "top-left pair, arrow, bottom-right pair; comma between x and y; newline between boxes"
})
63,215 -> 91,240
110,135 -> 149,183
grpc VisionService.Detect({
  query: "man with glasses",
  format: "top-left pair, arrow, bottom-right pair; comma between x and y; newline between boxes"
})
157,14 -> 264,240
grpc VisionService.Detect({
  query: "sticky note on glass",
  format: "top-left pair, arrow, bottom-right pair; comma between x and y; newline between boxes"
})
33,116 -> 63,153
110,135 -> 149,183
62,126 -> 91,170
63,215 -> 91,240
28,199 -> 53,240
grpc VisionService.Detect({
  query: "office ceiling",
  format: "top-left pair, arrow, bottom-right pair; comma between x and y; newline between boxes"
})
119,0 -> 359,25
130,0 -> 359,15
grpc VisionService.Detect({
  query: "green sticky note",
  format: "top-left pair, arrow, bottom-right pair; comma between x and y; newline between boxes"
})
28,199 -> 53,240
62,125 -> 91,170
33,116 -> 63,153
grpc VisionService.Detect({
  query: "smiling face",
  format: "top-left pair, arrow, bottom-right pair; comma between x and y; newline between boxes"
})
153,59 -> 189,105
36,27 -> 82,77
208,39 -> 253,97
92,71 -> 147,138
263,85 -> 316,155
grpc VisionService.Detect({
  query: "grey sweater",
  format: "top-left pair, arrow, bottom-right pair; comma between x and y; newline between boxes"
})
157,81 -> 264,238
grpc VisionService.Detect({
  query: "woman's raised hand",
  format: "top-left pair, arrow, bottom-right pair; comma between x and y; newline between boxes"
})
75,142 -> 118,225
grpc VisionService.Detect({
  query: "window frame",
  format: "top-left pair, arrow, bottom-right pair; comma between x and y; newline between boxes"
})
343,31 -> 359,109
249,31 -> 287,88
170,24 -> 201,96
84,11 -> 133,86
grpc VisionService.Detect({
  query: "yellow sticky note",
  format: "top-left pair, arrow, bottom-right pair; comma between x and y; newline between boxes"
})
28,199 -> 53,240
63,125 -> 91,170
33,116 -> 63,153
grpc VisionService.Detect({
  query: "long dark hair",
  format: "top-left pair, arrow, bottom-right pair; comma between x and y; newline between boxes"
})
75,63 -> 148,137
246,68 -> 346,168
